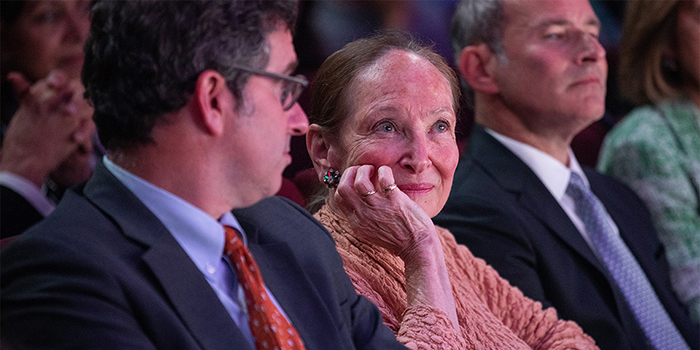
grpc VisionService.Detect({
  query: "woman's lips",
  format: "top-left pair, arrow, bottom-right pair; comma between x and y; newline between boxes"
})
398,183 -> 434,194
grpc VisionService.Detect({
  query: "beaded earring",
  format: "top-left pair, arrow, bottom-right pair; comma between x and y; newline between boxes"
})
322,169 -> 340,189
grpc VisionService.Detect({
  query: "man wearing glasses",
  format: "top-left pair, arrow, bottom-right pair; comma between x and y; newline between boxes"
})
0,1 -> 405,349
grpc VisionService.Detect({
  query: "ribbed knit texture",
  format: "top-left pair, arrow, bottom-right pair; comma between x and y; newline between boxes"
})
316,205 -> 599,350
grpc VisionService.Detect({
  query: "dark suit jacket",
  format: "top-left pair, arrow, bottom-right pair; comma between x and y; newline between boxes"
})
1,164 -> 405,350
434,125 -> 699,350
1,185 -> 44,239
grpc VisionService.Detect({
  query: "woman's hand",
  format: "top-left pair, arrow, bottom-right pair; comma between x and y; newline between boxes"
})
332,164 -> 438,262
332,164 -> 460,329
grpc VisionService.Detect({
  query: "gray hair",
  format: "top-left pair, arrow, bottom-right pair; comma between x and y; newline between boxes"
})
450,0 -> 506,103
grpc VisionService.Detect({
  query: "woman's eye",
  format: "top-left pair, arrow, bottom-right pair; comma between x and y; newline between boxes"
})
33,10 -> 61,24
434,120 -> 450,133
376,120 -> 395,133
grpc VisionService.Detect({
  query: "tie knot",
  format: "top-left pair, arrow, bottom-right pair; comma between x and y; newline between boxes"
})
566,171 -> 589,197
224,225 -> 244,255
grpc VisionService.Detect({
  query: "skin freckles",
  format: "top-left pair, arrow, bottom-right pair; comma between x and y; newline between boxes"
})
332,50 -> 459,217
315,47 -> 462,330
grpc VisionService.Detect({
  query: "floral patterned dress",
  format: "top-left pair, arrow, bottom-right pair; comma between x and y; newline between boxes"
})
598,98 -> 700,323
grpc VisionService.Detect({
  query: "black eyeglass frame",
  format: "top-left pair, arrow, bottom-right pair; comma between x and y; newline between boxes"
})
231,64 -> 308,111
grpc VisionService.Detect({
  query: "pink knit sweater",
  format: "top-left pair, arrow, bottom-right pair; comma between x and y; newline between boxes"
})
315,205 -> 599,350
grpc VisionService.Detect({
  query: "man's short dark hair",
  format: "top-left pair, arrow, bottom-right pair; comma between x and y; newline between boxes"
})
83,0 -> 298,152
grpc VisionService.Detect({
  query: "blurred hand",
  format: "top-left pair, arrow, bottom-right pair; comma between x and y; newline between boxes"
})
0,70 -> 94,187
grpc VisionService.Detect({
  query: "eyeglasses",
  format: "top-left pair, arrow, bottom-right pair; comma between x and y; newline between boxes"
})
231,64 -> 308,111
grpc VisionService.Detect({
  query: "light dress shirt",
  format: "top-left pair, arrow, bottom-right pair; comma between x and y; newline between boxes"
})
486,129 -> 621,254
0,146 -> 100,217
103,156 -> 288,347
0,171 -> 55,216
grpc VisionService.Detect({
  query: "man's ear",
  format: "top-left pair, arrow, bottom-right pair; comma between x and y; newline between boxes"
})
307,124 -> 337,182
457,44 -> 500,95
193,70 -> 230,136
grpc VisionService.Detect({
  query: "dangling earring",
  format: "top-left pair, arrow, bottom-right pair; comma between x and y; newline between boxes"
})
323,168 -> 340,189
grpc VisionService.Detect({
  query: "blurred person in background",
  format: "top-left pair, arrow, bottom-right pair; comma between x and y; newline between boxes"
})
598,0 -> 700,323
1,0 -> 96,238
434,0 -> 699,349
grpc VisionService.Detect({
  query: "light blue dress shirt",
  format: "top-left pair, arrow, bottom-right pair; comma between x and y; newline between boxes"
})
103,156 -> 288,347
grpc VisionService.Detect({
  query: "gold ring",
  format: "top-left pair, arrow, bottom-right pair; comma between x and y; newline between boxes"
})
362,190 -> 376,197
384,184 -> 398,192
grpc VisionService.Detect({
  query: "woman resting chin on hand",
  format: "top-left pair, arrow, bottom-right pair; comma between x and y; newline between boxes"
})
306,31 -> 599,350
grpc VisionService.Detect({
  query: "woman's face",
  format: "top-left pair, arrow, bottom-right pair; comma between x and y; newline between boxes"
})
676,0 -> 700,95
332,50 -> 459,217
1,0 -> 91,81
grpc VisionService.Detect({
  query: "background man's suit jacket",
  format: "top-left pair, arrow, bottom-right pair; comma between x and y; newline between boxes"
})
0,185 -> 43,239
434,125 -> 699,350
0,164 -> 405,350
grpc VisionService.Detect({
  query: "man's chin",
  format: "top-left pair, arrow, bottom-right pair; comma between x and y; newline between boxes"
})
237,179 -> 284,209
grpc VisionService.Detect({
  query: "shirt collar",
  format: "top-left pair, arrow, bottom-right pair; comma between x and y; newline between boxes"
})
485,128 -> 588,200
102,156 -> 246,275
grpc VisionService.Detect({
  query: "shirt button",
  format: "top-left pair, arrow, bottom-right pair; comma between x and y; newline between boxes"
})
205,263 -> 216,274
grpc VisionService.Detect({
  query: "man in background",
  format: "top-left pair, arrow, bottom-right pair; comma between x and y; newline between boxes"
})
434,0 -> 699,349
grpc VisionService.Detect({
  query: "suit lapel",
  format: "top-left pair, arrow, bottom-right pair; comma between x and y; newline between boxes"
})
517,186 -> 607,271
239,221 -> 339,350
469,129 -> 661,342
469,127 -> 606,272
142,243 -> 251,350
83,165 -> 251,350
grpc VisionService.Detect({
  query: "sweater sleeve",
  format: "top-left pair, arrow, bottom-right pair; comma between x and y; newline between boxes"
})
341,238 -> 468,350
319,206 -> 468,350
396,305 -> 467,350
437,227 -> 599,350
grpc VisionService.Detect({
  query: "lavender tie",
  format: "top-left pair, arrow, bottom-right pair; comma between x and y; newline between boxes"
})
566,172 -> 689,350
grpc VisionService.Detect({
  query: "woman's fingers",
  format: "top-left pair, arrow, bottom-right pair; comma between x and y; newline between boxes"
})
337,164 -> 404,207
377,166 -> 398,195
354,165 -> 377,199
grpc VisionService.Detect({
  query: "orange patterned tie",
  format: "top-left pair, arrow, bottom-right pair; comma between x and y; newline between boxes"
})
223,226 -> 306,350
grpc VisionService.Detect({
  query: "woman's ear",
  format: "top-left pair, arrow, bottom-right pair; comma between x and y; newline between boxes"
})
457,44 -> 500,95
307,124 -> 337,182
193,70 -> 230,136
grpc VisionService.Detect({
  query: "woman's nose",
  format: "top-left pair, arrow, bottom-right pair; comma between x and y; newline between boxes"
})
399,135 -> 431,173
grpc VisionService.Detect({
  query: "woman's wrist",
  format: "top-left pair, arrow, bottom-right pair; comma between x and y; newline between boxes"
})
398,226 -> 442,265
403,237 -> 460,330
